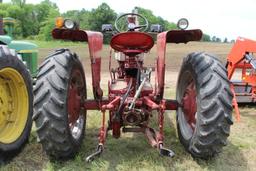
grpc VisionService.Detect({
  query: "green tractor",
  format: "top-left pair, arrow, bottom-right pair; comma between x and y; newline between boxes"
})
0,17 -> 34,161
0,17 -> 38,79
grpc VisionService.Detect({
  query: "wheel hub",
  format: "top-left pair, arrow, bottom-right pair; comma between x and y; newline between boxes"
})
0,68 -> 29,144
181,81 -> 197,130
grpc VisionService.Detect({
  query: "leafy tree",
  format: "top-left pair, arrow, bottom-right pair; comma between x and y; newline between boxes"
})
223,37 -> 228,43
11,0 -> 26,8
78,9 -> 90,29
2,0 -> 222,42
62,9 -> 90,29
216,37 -> 221,42
135,7 -> 176,31
0,3 -> 10,17
14,4 -> 38,37
212,36 -> 216,42
38,8 -> 60,40
88,3 -> 116,43
35,0 -> 58,23
0,10 -> 8,18
33,0 -> 58,35
63,10 -> 80,21
230,39 -> 235,43
202,34 -> 211,42
88,3 -> 116,31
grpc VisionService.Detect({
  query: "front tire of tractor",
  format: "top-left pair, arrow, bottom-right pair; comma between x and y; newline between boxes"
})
176,52 -> 233,159
33,49 -> 87,159
0,46 -> 33,158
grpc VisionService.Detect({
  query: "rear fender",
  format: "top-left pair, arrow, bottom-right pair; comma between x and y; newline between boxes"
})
52,28 -> 103,100
155,29 -> 202,98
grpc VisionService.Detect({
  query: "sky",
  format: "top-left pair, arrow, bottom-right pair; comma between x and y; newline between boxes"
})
5,0 -> 256,40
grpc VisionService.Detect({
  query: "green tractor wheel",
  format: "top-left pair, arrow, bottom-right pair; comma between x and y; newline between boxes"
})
0,46 -> 33,158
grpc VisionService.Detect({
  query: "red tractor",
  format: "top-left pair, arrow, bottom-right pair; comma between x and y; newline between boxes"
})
33,13 -> 233,161
226,37 -> 256,121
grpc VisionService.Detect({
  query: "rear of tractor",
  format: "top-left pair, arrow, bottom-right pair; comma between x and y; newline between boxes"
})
33,14 -> 233,161
0,17 -> 33,161
226,37 -> 256,121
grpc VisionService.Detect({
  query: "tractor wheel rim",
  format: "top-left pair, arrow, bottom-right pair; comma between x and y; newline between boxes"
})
0,68 -> 29,144
69,115 -> 84,140
179,74 -> 197,139
67,69 -> 84,140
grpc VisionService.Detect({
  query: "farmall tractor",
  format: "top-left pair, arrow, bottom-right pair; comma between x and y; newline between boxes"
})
0,18 -> 33,159
33,13 -> 233,161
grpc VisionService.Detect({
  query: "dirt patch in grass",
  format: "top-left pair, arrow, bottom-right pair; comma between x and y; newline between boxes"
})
38,42 -> 232,72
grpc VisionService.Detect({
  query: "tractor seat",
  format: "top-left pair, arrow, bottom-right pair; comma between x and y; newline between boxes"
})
110,32 -> 154,55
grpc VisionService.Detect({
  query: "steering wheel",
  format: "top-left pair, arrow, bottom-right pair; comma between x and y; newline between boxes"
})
114,13 -> 149,33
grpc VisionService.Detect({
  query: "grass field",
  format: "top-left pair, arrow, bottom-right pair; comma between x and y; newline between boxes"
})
1,41 -> 256,171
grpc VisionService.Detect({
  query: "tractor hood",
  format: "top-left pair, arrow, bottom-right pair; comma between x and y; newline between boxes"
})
8,40 -> 38,52
0,35 -> 12,45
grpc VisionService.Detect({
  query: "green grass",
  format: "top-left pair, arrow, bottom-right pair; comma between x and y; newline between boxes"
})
24,40 -> 85,49
1,88 -> 256,171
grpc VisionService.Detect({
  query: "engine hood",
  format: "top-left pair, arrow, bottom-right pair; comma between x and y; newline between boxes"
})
8,40 -> 38,52
0,35 -> 12,45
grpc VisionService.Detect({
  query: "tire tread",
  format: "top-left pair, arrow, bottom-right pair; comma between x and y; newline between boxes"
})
176,52 -> 233,159
33,49 -> 86,159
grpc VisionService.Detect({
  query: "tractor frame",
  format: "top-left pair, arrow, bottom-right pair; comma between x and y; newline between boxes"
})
34,13 -> 233,161
52,25 -> 202,160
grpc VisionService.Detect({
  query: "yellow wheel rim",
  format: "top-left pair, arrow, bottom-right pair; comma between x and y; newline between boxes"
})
0,68 -> 29,144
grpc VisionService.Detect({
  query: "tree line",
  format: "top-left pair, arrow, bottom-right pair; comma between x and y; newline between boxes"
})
202,34 -> 233,43
0,0 -> 177,41
0,0 -> 231,43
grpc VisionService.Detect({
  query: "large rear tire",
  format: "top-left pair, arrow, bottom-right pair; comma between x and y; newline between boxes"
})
0,46 -> 33,157
176,52 -> 233,159
33,49 -> 86,159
